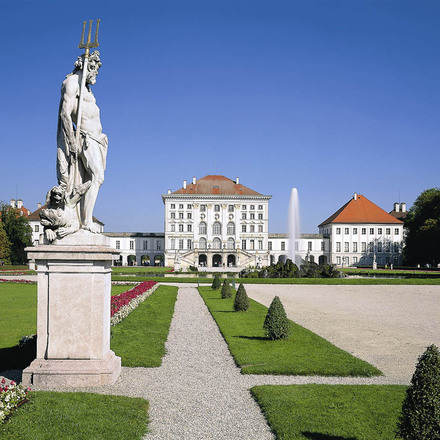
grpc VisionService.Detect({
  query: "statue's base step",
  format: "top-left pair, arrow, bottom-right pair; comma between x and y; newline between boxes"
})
22,350 -> 121,388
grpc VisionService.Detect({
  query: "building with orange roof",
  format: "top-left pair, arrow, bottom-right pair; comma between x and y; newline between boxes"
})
318,193 -> 404,267
162,175 -> 272,269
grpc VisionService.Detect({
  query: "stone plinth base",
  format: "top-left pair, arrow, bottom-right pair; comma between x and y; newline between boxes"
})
22,235 -> 121,388
22,351 -> 121,388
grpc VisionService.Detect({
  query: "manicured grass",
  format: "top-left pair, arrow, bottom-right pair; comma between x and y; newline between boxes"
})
111,285 -> 178,367
342,268 -> 440,277
251,384 -> 407,440
111,283 -> 136,296
199,287 -> 381,376
112,266 -> 172,274
0,391 -> 148,440
0,283 -> 37,349
112,275 -> 440,285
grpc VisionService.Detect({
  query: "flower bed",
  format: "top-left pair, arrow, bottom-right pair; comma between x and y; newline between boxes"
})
0,279 -> 35,284
110,281 -> 158,326
0,379 -> 29,424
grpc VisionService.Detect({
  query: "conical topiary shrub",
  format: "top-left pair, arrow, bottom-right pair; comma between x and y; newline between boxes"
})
234,283 -> 249,311
211,274 -> 221,290
396,344 -> 440,439
263,296 -> 291,340
221,279 -> 233,299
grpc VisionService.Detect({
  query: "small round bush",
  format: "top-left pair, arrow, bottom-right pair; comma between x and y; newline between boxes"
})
396,344 -> 440,439
263,296 -> 291,340
211,274 -> 221,290
234,283 -> 249,311
221,279 -> 233,299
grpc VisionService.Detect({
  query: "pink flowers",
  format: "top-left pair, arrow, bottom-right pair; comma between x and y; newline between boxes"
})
0,378 -> 29,423
110,281 -> 158,326
0,279 -> 35,284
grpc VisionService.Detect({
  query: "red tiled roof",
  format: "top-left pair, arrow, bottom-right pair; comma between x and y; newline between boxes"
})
319,194 -> 403,226
172,175 -> 262,196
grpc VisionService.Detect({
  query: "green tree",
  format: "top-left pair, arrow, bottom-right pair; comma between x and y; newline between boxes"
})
0,203 -> 32,265
220,279 -> 233,298
263,296 -> 291,340
0,222 -> 12,264
234,283 -> 249,311
404,188 -> 440,266
211,274 -> 221,290
397,344 -> 440,439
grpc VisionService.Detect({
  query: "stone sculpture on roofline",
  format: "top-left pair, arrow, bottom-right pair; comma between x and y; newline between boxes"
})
41,19 -> 107,242
23,20 -> 121,388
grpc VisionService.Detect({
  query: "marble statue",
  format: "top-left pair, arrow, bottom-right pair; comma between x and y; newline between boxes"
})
55,49 -> 107,234
40,182 -> 91,242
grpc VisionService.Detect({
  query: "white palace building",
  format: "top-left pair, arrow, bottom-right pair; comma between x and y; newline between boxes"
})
26,174 -> 405,269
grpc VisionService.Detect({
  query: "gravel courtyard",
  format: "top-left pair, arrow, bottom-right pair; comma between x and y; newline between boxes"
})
245,284 -> 440,383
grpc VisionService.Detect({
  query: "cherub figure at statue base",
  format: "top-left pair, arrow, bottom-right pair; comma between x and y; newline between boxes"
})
40,182 -> 91,243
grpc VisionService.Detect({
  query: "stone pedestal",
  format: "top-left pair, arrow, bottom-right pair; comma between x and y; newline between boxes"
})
22,232 -> 121,388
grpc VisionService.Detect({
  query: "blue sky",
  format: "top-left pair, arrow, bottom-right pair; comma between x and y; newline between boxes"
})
1,1 -> 439,233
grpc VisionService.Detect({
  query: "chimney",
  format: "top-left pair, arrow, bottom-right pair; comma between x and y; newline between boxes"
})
400,202 -> 407,213
10,199 -> 15,208
17,199 -> 23,209
393,202 -> 400,212
167,189 -> 171,194
236,177 -> 240,185
192,176 -> 196,185
353,193 -> 357,201
37,202 -> 41,209
183,180 -> 187,189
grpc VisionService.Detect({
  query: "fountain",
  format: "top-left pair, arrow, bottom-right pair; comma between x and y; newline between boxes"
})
288,188 -> 301,266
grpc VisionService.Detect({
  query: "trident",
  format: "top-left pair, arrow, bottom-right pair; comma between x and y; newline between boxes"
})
72,19 -> 100,191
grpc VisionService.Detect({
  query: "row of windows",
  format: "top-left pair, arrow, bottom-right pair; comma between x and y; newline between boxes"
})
170,204 -> 265,212
335,242 -> 400,253
170,238 -> 266,251
336,256 -> 399,266
197,222 -> 264,235
267,241 -> 319,251
335,227 -> 400,236
115,240 -> 162,250
170,212 -> 192,219
242,213 -> 264,220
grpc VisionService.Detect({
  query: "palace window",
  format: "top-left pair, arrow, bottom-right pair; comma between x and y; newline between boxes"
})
187,213 -> 192,219
361,228 -> 366,235
258,240 -> 263,250
369,242 -> 374,252
309,241 -> 313,251
199,222 -> 207,235
258,225 -> 263,232
336,242 -> 341,252
116,240 -> 120,250
370,228 -> 374,235
336,228 -> 341,234
386,228 -> 391,235
143,240 -> 148,250
171,213 -> 175,219
179,204 -> 183,209
35,225 -> 39,232
258,213 -> 263,220
241,224 -> 246,233
242,239 -> 246,250
179,239 -> 184,250
242,213 -> 246,220
170,224 -> 175,232
179,213 -> 184,219
281,241 -> 285,251
187,239 -> 192,249
227,238 -> 235,249
213,237 -> 221,250
170,239 -> 175,250
378,228 -> 383,235
179,224 -> 184,232
213,222 -> 222,235
268,241 -> 272,251
353,242 -> 358,252
250,240 -> 255,250
345,228 -> 349,234
250,213 -> 255,220
187,204 -> 192,209
156,241 -> 161,250
321,241 -> 325,251
258,205 -> 263,210
130,240 -> 134,250
250,225 -> 255,232
242,205 -> 247,210
200,205 -> 206,212
170,204 -> 175,209
361,242 -> 366,252
353,228 -> 358,234
250,205 -> 255,210
199,237 -> 207,249
214,205 -> 220,212
394,228 -> 399,235
187,224 -> 192,232
227,222 -> 235,235
228,205 -> 234,212
377,242 -> 382,252
344,242 -> 349,252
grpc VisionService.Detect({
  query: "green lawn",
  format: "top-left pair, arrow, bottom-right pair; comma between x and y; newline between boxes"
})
112,266 -> 172,274
251,384 -> 407,440
112,275 -> 440,285
0,283 -> 136,350
0,392 -> 149,440
111,283 -> 136,296
111,285 -> 178,367
199,287 -> 381,376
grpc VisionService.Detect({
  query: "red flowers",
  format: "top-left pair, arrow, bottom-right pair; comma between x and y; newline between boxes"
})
110,281 -> 157,317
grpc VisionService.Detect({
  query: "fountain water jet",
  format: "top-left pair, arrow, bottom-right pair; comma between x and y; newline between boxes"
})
288,188 -> 301,267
